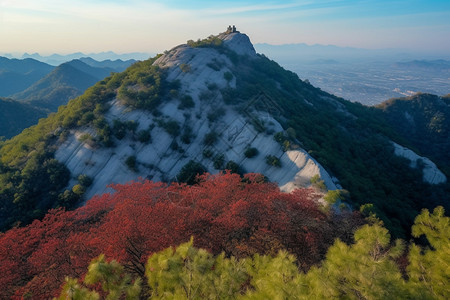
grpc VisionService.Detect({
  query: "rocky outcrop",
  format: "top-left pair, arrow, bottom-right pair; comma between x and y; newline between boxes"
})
218,32 -> 257,57
392,142 -> 446,184
55,32 -> 338,199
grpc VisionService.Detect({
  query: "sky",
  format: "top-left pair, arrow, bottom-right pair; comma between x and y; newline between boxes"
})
1,0 -> 450,55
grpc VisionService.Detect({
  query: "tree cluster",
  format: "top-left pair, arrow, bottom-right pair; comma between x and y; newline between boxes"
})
187,36 -> 223,48
0,172 -> 362,298
58,206 -> 449,299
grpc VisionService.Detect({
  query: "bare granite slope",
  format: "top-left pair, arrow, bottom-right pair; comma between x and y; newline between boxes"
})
56,32 -> 339,199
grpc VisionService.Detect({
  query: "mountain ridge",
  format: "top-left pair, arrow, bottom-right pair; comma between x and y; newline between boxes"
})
11,61 -> 101,110
20,51 -> 150,65
0,57 -> 137,138
0,57 -> 54,96
55,32 -> 337,200
11,58 -> 136,111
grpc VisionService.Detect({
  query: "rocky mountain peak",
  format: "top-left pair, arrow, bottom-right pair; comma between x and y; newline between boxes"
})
154,29 -> 256,69
53,29 -> 339,200
218,31 -> 257,57
43,31 -> 445,207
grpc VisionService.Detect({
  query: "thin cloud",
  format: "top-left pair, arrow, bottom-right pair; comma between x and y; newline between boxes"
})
1,0 -> 449,54
202,2 -> 307,15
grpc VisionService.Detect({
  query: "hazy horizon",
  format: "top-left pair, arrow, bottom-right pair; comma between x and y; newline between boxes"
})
1,0 -> 449,56
1,41 -> 448,57
2,41 -> 449,62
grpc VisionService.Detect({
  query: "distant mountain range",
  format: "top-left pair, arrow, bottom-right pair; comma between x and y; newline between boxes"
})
12,61 -> 104,111
2,51 -> 151,66
0,56 -> 137,137
394,59 -> 450,71
254,43 -> 450,63
12,58 -> 139,110
78,57 -> 138,70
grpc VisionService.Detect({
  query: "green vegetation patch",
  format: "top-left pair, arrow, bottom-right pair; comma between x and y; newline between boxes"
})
187,35 -> 223,48
310,174 -> 326,191
224,71 -> 233,82
178,95 -> 195,110
118,56 -> 179,111
213,154 -> 225,169
137,129 -> 151,144
176,160 -> 207,184
158,119 -> 181,137
203,131 -> 218,146
244,147 -> 258,158
265,155 -> 281,167
125,155 -> 137,172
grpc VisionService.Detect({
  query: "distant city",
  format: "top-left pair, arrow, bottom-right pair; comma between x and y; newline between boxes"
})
255,43 -> 450,105
283,59 -> 450,105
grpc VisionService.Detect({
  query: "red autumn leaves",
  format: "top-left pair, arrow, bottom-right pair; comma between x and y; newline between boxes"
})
0,172 -> 362,299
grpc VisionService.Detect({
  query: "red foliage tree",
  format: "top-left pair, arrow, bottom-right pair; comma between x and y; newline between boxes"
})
0,172 -> 363,299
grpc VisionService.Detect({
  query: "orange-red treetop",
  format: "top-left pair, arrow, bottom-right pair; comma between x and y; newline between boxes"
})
0,172 -> 363,299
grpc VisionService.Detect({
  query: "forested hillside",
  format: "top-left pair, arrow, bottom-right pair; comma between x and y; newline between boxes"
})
0,57 -> 54,96
12,61 -> 109,111
0,98 -> 47,139
377,93 -> 450,175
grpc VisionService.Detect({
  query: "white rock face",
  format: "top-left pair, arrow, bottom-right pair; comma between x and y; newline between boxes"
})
218,32 -> 257,57
392,142 -> 447,184
55,32 -> 338,200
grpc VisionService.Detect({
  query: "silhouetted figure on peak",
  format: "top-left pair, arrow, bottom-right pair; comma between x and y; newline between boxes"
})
226,25 -> 239,34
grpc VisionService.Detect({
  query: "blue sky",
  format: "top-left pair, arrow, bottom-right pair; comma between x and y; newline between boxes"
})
1,0 -> 449,55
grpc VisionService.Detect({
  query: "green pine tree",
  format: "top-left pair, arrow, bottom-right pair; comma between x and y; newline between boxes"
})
301,224 -> 410,299
56,254 -> 141,300
407,206 -> 450,299
145,237 -> 247,299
